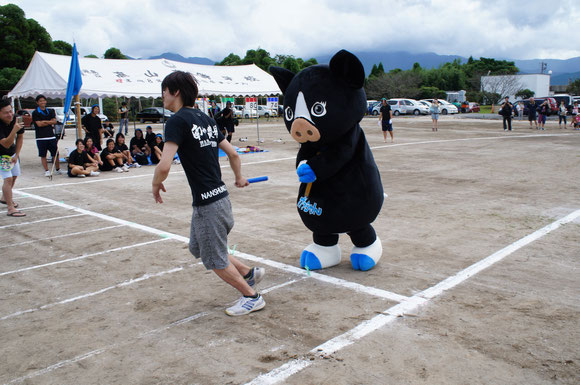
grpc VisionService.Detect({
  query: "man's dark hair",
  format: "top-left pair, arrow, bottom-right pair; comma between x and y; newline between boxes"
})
1,96 -> 13,110
75,139 -> 84,146
161,71 -> 198,107
35,94 -> 47,102
121,101 -> 127,106
106,138 -> 115,145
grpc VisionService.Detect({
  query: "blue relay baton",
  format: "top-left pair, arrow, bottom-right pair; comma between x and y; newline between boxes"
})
248,176 -> 268,183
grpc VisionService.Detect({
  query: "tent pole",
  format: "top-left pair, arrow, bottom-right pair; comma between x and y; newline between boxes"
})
75,95 -> 82,140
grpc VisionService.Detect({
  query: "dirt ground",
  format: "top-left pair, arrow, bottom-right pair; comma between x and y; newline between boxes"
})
0,114 -> 579,385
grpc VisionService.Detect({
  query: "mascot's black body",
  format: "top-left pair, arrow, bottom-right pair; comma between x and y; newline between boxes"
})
270,50 -> 384,271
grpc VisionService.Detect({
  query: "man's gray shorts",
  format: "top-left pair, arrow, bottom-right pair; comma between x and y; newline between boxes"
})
189,196 -> 234,270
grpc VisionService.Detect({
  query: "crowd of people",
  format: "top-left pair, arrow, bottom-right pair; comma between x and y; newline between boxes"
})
500,98 -> 580,131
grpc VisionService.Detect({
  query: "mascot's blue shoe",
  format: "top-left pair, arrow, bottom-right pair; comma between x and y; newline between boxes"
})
300,243 -> 341,270
350,237 -> 382,271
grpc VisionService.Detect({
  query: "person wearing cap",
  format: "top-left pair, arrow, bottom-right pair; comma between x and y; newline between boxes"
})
81,104 -> 104,150
378,98 -> 393,142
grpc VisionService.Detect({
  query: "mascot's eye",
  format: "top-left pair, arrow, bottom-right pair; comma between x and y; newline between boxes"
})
311,102 -> 327,117
285,106 -> 294,121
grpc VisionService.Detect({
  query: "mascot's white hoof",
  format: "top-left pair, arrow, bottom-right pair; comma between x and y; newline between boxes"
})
350,237 -> 382,271
300,243 -> 341,270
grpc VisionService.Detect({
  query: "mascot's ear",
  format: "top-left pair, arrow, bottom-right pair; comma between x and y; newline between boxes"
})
329,50 -> 365,89
269,66 -> 295,94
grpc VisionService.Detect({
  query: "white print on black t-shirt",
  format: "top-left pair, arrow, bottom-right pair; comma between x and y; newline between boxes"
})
191,123 -> 219,148
200,185 -> 227,200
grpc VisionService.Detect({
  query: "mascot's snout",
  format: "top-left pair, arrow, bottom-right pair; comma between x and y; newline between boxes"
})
291,118 -> 321,143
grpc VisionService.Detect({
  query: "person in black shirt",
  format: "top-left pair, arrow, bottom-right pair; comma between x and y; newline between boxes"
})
81,105 -> 103,150
100,138 -> 128,172
378,98 -> 393,142
222,101 -> 234,142
130,128 -> 150,157
500,96 -> 513,131
153,71 -> 265,317
145,125 -> 156,150
208,100 -> 220,118
115,133 -> 139,168
149,134 -> 164,164
68,139 -> 100,177
0,98 -> 25,217
31,95 -> 62,176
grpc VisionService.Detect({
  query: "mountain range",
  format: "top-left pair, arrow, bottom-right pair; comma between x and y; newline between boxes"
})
148,51 -> 580,86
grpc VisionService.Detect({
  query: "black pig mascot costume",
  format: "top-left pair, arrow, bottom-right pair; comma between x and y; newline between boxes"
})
270,49 -> 384,271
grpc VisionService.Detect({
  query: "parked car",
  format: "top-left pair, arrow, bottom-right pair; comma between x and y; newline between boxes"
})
521,97 -> 557,116
15,109 -> 33,128
232,105 -> 244,118
420,99 -> 459,114
136,107 -> 173,123
543,94 -> 573,114
241,107 -> 258,119
467,102 -> 480,113
369,101 -> 382,115
366,100 -> 378,115
52,107 -> 77,127
387,99 -> 429,116
257,105 -> 276,117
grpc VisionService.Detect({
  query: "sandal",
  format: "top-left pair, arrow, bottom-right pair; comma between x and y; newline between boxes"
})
0,200 -> 18,208
7,211 -> 26,217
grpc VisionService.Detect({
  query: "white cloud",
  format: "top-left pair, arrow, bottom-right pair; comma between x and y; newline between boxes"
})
3,0 -> 579,61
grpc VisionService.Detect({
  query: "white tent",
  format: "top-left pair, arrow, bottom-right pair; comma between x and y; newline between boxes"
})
9,51 -> 281,98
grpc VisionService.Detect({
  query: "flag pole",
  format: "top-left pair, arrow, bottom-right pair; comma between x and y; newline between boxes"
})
75,95 -> 82,140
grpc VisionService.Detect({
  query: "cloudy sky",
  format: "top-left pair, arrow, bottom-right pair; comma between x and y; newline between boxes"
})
5,0 -> 580,61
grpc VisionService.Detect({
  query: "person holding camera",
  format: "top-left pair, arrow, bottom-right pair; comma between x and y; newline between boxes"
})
500,96 -> 513,131
0,98 -> 25,217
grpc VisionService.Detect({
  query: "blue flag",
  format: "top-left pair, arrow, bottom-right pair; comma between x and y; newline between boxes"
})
63,43 -> 83,127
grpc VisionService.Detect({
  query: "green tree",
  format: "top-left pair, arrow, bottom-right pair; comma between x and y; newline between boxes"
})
566,78 -> 580,95
0,67 -> 25,90
301,58 -> 318,69
282,57 -> 300,73
242,48 -> 275,71
26,18 -> 53,53
216,53 -> 242,66
84,54 -> 98,58
53,40 -> 73,55
104,47 -> 127,59
0,4 -> 34,69
515,89 -> 534,99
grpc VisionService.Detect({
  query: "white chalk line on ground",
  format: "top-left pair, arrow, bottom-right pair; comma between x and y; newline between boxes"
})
0,238 -> 171,278
0,204 -> 55,214
14,133 -> 576,191
245,208 -> 580,385
0,225 -> 124,249
12,191 -> 408,302
4,279 -> 304,385
0,213 -> 85,230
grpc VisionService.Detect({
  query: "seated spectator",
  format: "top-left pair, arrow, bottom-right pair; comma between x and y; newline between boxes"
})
100,138 -> 128,173
150,134 -> 164,164
102,122 -> 115,138
84,137 -> 103,167
68,139 -> 100,178
130,128 -> 149,157
116,133 -> 140,168
145,125 -> 156,151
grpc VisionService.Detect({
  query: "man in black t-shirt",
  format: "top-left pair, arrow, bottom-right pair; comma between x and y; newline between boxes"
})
81,105 -> 103,150
32,95 -> 62,176
379,98 -> 393,143
0,98 -> 26,217
153,71 -> 265,317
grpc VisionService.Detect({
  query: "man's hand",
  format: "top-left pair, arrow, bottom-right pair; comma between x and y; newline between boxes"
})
152,182 -> 166,203
235,177 -> 249,188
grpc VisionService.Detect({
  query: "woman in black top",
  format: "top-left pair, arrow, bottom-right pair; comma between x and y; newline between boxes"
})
68,139 -> 100,177
116,133 -> 139,168
222,101 -> 234,142
150,134 -> 164,164
130,128 -> 149,157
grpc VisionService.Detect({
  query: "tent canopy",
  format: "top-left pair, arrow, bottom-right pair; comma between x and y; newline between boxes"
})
9,51 -> 281,99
